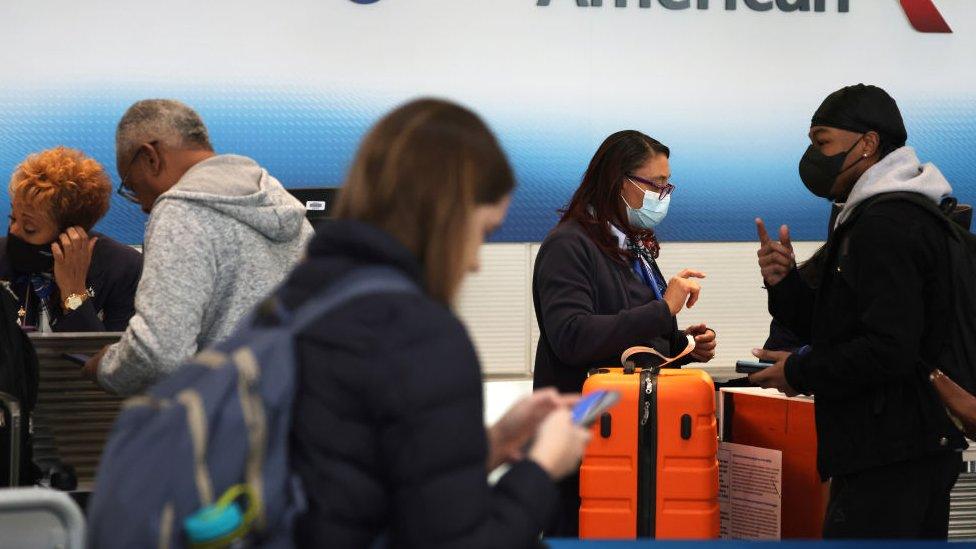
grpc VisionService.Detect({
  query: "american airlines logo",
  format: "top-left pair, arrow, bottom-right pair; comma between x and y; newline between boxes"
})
537,0 -> 849,9
536,0 -> 952,33
900,0 -> 951,33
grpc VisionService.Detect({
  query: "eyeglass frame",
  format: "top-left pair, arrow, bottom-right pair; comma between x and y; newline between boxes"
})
116,141 -> 157,204
626,173 -> 675,200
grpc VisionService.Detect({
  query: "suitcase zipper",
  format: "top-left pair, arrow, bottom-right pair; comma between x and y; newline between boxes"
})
636,369 -> 657,538
641,375 -> 654,426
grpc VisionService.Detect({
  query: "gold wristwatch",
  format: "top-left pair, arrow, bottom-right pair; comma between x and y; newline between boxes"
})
64,292 -> 90,312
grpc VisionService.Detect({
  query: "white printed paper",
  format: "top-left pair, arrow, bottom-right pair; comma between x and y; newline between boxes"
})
719,442 -> 782,540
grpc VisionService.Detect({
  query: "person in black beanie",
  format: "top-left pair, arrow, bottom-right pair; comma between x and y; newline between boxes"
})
751,84 -> 966,539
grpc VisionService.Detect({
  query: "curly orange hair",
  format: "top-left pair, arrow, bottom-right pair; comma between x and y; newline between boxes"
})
8,146 -> 112,231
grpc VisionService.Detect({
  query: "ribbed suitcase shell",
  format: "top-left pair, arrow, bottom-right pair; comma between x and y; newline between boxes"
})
579,368 -> 719,539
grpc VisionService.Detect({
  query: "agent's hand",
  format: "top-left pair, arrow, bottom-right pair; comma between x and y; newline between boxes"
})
52,226 -> 97,306
748,348 -> 798,397
81,345 -> 109,384
686,323 -> 717,363
663,269 -> 706,316
756,219 -> 795,287
487,388 -> 577,471
529,408 -> 592,481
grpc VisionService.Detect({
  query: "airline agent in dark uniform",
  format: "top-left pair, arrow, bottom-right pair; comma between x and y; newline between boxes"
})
532,130 -> 717,536
1,146 -> 142,333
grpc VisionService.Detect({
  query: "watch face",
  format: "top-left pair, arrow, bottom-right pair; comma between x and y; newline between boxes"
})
66,295 -> 83,310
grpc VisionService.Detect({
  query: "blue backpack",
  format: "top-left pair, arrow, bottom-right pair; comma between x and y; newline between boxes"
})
88,267 -> 418,548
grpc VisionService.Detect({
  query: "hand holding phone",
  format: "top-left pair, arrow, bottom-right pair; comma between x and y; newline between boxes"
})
62,353 -> 93,366
735,360 -> 773,375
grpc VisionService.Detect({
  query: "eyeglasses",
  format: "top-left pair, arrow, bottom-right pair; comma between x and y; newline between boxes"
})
117,149 -> 142,204
627,174 -> 675,200
116,142 -> 155,204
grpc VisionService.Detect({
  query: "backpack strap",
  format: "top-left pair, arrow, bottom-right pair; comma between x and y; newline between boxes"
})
279,266 -> 420,333
836,192 -> 959,258
845,192 -> 954,231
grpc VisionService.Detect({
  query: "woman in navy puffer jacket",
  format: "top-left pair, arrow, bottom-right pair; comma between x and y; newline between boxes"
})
284,99 -> 591,548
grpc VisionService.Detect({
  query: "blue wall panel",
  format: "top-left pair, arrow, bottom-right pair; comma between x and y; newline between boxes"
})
2,90 -> 974,244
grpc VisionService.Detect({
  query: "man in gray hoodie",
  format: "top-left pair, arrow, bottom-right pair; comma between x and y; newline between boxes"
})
83,99 -> 313,395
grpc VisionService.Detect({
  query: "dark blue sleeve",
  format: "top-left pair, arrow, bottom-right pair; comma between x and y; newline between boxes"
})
55,299 -> 105,332
54,241 -> 142,333
534,231 -> 674,368
767,267 -> 816,343
381,319 -> 557,548
98,245 -> 143,332
292,298 -> 558,548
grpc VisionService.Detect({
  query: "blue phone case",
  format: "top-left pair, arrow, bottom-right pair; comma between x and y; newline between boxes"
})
572,390 -> 620,426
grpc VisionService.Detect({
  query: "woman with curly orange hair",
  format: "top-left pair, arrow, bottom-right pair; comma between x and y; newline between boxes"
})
1,146 -> 142,332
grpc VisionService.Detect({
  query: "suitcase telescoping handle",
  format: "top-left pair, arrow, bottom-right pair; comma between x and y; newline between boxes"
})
620,335 -> 696,375
0,391 -> 22,487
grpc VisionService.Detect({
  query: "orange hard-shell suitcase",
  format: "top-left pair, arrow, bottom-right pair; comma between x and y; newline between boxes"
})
579,342 -> 719,540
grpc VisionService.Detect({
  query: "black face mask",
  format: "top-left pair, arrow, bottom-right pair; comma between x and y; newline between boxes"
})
798,137 -> 865,199
5,232 -> 55,273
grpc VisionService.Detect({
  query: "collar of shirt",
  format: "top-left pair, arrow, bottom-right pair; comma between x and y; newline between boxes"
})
609,223 -> 629,250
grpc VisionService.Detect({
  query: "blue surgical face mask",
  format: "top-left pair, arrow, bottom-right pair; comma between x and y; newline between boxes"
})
624,178 -> 671,230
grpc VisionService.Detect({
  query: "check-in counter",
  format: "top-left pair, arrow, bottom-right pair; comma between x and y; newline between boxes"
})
719,387 -> 976,542
29,333 -> 124,490
719,387 -> 824,539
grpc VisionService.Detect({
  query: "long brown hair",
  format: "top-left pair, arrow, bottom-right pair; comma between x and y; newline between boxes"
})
560,130 -> 670,263
334,98 -> 515,303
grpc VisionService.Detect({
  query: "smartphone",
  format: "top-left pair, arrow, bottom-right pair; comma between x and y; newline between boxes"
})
61,353 -> 92,366
735,360 -> 773,375
573,390 -> 621,427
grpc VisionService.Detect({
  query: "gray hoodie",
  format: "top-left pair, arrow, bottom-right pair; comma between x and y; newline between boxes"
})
835,146 -> 953,228
98,155 -> 314,395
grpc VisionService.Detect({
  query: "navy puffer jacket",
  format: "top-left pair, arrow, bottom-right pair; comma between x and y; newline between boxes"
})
284,219 -> 557,548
